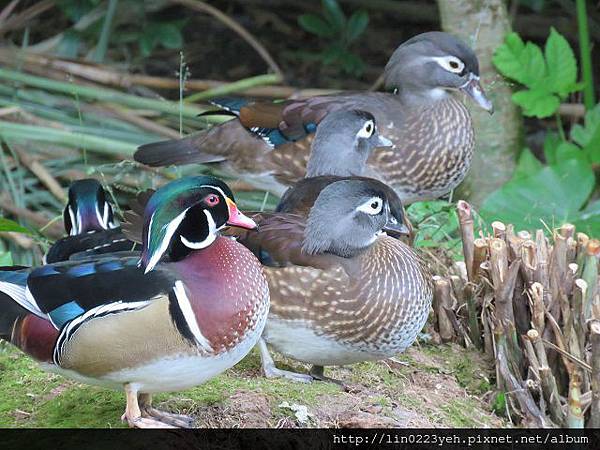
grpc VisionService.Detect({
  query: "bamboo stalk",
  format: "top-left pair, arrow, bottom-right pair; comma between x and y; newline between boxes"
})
497,329 -> 549,427
567,371 -> 584,428
472,238 -> 488,282
589,320 -> 600,427
11,145 -> 66,201
491,221 -> 506,241
527,329 -> 564,425
0,68 -> 216,120
185,74 -> 283,102
456,200 -> 475,282
0,121 -> 138,156
433,276 -> 455,343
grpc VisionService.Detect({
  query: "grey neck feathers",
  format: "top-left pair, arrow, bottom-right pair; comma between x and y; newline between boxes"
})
306,135 -> 369,178
302,206 -> 376,259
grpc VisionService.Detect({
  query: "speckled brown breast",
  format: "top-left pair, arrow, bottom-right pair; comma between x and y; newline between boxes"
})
369,97 -> 474,203
266,96 -> 473,203
264,236 -> 433,356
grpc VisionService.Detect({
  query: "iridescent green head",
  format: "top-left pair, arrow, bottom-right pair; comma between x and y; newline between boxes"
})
140,176 -> 257,273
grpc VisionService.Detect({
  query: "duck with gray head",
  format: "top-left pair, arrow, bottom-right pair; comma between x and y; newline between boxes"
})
135,31 -> 492,203
233,178 -> 432,385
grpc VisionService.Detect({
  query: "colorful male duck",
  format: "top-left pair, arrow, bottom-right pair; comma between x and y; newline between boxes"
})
135,31 -> 492,203
44,179 -> 135,263
0,176 -> 269,428
234,178 -> 433,384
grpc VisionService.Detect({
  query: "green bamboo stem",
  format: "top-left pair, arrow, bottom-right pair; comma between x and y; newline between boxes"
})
92,0 -> 119,63
185,73 -> 283,103
576,0 -> 595,110
0,68 -> 213,120
0,122 -> 137,157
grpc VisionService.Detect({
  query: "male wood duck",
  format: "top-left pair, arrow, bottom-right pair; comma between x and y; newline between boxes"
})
0,176 -> 269,428
233,178 -> 433,384
135,31 -> 493,203
44,179 -> 136,263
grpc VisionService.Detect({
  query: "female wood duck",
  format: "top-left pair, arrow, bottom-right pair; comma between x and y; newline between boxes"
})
44,179 -> 135,263
0,176 -> 269,428
234,178 -> 433,384
135,31 -> 493,203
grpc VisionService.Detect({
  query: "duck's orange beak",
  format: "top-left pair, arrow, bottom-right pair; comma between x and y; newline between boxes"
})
225,197 -> 257,230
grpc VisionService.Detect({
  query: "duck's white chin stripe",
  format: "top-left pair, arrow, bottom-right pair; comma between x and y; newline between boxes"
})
180,210 -> 217,250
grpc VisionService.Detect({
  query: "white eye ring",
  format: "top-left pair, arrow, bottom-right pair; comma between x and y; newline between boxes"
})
357,120 -> 375,138
432,56 -> 465,74
357,196 -> 383,215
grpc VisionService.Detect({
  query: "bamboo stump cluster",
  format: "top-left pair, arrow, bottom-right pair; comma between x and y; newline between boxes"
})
431,200 -> 600,427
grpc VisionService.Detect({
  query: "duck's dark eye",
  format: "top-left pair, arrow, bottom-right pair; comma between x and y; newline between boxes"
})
366,123 -> 372,134
371,201 -> 379,209
205,194 -> 220,206
449,60 -> 460,69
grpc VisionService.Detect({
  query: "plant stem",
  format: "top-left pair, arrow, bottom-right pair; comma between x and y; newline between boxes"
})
92,0 -> 118,63
0,68 -> 220,120
184,74 -> 282,103
576,0 -> 595,110
0,121 -> 138,157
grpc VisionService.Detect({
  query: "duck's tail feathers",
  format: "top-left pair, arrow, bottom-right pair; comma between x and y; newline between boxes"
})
134,136 -> 226,167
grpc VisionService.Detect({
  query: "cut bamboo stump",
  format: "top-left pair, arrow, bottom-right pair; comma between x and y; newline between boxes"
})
434,200 -> 600,427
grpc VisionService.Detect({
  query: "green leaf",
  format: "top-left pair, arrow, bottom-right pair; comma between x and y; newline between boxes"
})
480,159 -> 595,232
493,33 -> 546,87
322,0 -> 346,31
139,33 -> 156,57
346,10 -> 368,43
573,200 -> 600,236
155,23 -> 183,49
0,218 -> 32,235
298,14 -> 336,38
512,89 -> 559,117
543,132 -> 561,165
545,28 -> 578,96
555,141 -> 586,163
0,252 -> 12,266
514,148 -> 543,179
571,103 -> 600,146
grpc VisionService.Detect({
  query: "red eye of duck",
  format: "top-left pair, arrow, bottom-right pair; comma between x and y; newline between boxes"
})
205,194 -> 220,206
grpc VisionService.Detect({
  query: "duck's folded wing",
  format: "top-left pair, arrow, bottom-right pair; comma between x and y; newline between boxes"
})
231,213 -> 346,272
23,258 -> 176,330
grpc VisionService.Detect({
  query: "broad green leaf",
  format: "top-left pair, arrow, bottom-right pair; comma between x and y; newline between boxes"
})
571,104 -> 600,163
573,200 -> 600,236
139,33 -> 156,57
545,28 -> 578,96
512,89 -> 559,117
555,142 -> 586,163
493,33 -> 528,83
322,0 -> 346,32
493,33 -> 546,87
514,148 -> 543,179
0,218 -> 32,235
298,14 -> 336,38
543,132 -> 561,165
0,252 -> 12,266
571,104 -> 600,147
480,159 -> 595,232
156,24 -> 183,49
346,10 -> 368,43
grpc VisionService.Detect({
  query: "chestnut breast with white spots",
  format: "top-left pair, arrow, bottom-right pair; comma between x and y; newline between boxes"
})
173,237 -> 270,354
